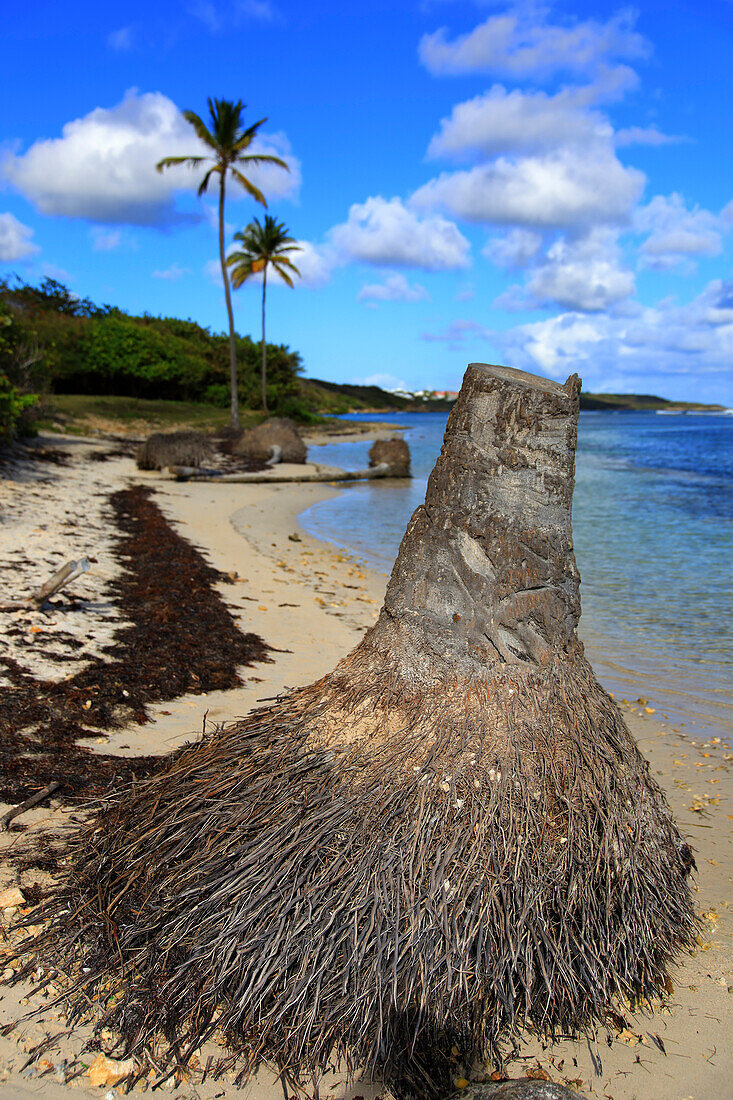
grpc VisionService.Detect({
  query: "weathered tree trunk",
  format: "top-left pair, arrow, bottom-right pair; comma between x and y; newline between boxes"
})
31,364 -> 696,1097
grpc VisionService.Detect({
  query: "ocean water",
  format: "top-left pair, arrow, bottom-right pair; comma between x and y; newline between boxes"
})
300,409 -> 733,739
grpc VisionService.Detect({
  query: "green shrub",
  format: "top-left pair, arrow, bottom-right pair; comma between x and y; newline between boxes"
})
0,276 -> 304,413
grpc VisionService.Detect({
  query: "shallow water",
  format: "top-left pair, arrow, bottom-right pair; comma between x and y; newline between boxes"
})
300,410 -> 733,739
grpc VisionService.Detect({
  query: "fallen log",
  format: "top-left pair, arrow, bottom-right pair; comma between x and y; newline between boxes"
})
0,558 -> 90,612
1,781 -> 62,830
27,364 -> 695,1096
166,461 -> 392,483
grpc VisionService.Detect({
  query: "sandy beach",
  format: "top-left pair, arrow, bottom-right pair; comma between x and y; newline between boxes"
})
0,435 -> 730,1100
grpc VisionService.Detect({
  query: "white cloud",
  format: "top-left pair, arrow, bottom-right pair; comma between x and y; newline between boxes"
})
427,84 -> 610,161
108,26 -> 134,50
190,0 -> 277,31
615,125 -> 681,147
636,193 -> 723,269
524,229 -> 635,312
412,147 -> 644,231
495,279 -> 733,395
329,196 -> 470,270
3,90 -> 299,226
153,263 -> 190,280
90,227 -> 122,252
484,227 -> 543,268
0,212 -> 39,262
290,240 -> 334,288
357,273 -> 429,304
419,8 -> 648,81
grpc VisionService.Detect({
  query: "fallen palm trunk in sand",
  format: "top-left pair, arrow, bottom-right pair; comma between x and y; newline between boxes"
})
25,364 -> 695,1095
167,461 -> 392,482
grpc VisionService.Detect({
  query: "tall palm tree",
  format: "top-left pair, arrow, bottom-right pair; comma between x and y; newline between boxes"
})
227,216 -> 301,414
157,98 -> 288,430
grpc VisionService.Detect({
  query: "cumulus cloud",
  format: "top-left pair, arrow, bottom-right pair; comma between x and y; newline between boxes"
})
523,229 -> 635,312
0,212 -> 40,262
290,240 -> 335,288
494,279 -> 733,395
3,90 -> 299,226
484,228 -> 543,268
636,193 -> 723,270
427,84 -> 611,161
419,8 -> 648,81
329,196 -> 470,270
412,148 -> 644,231
358,273 -> 429,304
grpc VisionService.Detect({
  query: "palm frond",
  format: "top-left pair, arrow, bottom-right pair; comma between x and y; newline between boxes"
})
230,169 -> 267,207
156,155 -> 207,174
197,166 -> 219,196
237,153 -> 290,172
272,263 -> 296,288
182,110 -> 217,150
232,118 -> 268,149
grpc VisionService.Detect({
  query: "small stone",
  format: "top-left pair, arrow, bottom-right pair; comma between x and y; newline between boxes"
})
88,1053 -> 135,1088
0,887 -> 25,908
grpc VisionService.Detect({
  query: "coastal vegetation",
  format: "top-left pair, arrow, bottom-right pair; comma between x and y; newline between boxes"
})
227,215 -> 301,414
0,275 -> 305,424
156,98 -> 289,430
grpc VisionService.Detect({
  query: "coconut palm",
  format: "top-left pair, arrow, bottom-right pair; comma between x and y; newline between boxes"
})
227,216 -> 301,413
156,98 -> 288,430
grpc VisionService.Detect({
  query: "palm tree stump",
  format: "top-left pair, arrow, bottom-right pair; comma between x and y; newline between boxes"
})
36,364 -> 696,1096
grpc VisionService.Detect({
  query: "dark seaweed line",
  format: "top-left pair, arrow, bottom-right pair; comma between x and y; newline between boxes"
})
0,484 -> 270,806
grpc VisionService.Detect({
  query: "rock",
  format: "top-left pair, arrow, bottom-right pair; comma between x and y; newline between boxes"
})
0,887 -> 25,908
368,437 -> 410,477
455,1082 -> 588,1100
87,1053 -> 136,1088
234,418 -> 307,464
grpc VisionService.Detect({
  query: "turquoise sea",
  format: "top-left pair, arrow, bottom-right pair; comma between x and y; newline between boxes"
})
300,409 -> 733,740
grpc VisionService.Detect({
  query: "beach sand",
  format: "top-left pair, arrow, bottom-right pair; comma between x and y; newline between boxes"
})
0,437 -> 730,1099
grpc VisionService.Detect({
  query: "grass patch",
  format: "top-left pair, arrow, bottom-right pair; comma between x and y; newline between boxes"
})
38,394 -> 267,437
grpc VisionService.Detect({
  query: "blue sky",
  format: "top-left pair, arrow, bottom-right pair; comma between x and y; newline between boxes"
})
3,1 -> 733,403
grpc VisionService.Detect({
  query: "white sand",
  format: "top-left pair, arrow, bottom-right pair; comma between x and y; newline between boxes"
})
0,437 -> 730,1099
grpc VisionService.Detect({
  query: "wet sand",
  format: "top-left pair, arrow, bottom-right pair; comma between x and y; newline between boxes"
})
0,436 -> 730,1099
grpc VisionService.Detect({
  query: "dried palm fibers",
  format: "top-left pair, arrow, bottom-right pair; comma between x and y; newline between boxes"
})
31,364 -> 696,1095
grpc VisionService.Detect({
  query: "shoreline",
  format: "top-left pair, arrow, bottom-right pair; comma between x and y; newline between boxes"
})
0,437 -> 731,1099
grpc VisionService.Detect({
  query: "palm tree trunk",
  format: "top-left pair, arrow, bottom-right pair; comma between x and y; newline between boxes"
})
261,266 -> 268,414
219,172 -> 240,432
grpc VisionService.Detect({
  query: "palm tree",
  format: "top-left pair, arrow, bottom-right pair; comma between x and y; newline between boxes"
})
227,216 -> 301,414
157,98 -> 288,430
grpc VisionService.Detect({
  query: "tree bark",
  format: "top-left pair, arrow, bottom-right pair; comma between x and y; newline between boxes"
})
261,265 -> 268,413
364,363 -> 582,685
219,171 -> 240,432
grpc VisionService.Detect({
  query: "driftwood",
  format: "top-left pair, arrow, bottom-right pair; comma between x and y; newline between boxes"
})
1,781 -> 62,831
167,462 -> 391,483
0,558 -> 90,612
25,364 -> 695,1097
